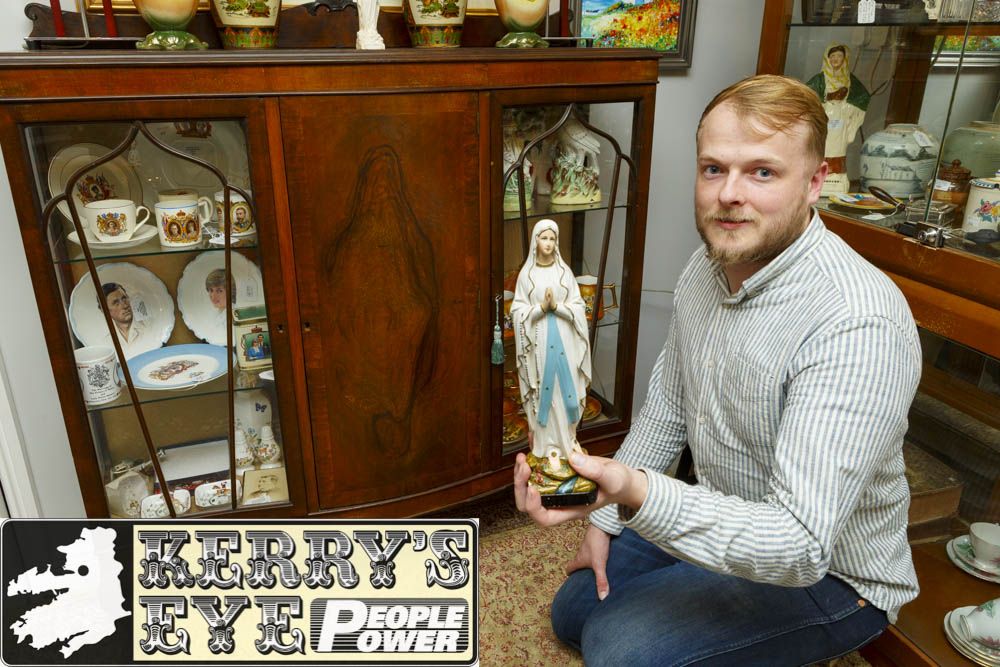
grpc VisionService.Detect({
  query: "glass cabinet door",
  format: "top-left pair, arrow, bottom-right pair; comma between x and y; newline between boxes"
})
24,117 -> 291,517
498,100 -> 637,455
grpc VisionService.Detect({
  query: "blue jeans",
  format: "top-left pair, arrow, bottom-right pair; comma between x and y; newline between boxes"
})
551,529 -> 888,666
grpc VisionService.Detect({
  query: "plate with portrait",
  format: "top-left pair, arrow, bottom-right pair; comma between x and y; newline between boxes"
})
133,121 -> 250,205
122,343 -> 229,391
176,251 -> 264,346
68,262 -> 175,360
48,143 -> 144,223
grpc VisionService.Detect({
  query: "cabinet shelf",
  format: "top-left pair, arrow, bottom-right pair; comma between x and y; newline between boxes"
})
85,366 -> 272,414
503,194 -> 629,222
51,235 -> 258,265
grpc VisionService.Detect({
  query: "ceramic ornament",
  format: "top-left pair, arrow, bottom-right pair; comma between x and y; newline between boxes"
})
356,0 -> 385,49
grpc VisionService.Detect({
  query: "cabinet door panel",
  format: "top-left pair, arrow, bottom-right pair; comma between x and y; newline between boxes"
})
281,94 -> 483,510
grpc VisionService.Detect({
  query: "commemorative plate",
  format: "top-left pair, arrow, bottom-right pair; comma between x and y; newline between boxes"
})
48,143 -> 144,222
68,262 -> 174,359
122,343 -> 229,390
176,251 -> 264,346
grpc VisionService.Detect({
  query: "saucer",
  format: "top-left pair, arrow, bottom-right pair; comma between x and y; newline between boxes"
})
67,225 -> 158,251
945,607 -> 1000,666
949,535 -> 1000,582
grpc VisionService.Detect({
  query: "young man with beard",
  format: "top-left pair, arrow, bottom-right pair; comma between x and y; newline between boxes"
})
513,75 -> 921,664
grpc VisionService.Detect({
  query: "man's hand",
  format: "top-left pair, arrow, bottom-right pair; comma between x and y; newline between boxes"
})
565,524 -> 612,600
512,451 -> 648,527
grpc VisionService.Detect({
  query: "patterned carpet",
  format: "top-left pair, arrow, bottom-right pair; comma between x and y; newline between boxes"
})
439,490 -> 872,666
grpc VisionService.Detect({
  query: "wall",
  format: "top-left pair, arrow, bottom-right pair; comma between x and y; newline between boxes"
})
0,0 -> 765,516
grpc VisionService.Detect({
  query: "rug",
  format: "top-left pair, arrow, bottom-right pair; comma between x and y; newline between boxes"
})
458,491 -> 872,666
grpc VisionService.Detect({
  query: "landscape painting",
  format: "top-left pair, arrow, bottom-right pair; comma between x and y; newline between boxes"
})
579,0 -> 696,68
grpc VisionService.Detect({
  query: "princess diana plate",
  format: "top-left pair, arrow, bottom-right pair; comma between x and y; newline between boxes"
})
68,262 -> 174,359
67,225 -> 158,251
828,193 -> 897,212
48,143 -> 144,222
133,121 -> 250,205
176,251 -> 264,346
947,535 -> 1000,583
122,343 -> 229,390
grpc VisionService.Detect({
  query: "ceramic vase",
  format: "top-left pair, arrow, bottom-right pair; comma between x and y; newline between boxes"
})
234,428 -> 256,476
234,389 -> 272,447
494,0 -> 549,47
942,121 -> 1000,180
210,0 -> 281,49
402,0 -> 468,47
132,0 -> 208,50
860,123 -> 940,198
255,424 -> 283,469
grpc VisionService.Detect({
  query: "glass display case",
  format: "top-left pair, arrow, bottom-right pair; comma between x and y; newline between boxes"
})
497,98 -> 641,458
24,116 -> 291,518
758,2 -> 1000,664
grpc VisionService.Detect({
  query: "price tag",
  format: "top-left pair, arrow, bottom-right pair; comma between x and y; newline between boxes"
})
934,178 -> 955,192
829,118 -> 844,129
913,130 -> 935,148
858,0 -> 876,23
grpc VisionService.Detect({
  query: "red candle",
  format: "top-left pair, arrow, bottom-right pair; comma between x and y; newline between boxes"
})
102,0 -> 118,37
49,0 -> 66,37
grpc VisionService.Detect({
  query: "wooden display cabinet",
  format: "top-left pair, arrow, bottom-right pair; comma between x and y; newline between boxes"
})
758,2 -> 1000,665
0,47 -> 658,520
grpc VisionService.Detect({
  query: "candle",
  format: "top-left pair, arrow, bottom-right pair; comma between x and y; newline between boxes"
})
102,0 -> 118,37
49,0 -> 66,37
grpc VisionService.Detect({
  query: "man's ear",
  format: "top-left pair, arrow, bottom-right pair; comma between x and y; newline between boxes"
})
807,160 -> 829,205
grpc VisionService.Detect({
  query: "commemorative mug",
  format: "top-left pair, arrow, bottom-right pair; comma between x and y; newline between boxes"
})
74,345 -> 121,405
214,189 -> 255,237
576,275 -> 618,321
155,198 -> 212,248
963,176 -> 1000,234
81,199 -> 150,242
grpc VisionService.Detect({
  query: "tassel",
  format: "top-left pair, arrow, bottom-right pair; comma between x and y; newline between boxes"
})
491,294 -> 505,365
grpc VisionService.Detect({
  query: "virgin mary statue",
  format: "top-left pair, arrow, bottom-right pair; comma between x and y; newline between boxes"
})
512,219 -> 596,503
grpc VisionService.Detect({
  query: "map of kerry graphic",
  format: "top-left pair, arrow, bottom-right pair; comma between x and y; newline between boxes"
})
6,526 -> 129,657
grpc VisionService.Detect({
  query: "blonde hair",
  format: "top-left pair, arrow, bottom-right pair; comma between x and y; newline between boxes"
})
698,74 -> 827,164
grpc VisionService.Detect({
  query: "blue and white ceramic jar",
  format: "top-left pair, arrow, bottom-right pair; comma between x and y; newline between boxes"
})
860,123 -> 940,198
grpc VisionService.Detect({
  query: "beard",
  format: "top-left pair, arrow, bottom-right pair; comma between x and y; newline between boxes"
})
695,199 -> 811,266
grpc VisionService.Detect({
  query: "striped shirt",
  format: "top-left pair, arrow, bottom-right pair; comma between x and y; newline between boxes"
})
590,212 -> 921,623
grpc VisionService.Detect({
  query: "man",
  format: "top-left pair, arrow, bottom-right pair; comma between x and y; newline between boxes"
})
514,75 -> 921,665
100,282 -> 153,357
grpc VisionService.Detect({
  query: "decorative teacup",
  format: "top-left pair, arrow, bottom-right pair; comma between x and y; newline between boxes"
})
214,189 -> 255,237
960,599 -> 1000,649
576,275 -> 618,321
74,345 -> 121,405
140,489 -> 191,518
80,199 -> 150,242
155,198 -> 212,248
970,522 -> 1000,571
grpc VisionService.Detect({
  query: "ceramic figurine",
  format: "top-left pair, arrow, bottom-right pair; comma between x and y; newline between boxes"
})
511,219 -> 596,507
356,0 -> 385,49
132,0 -> 208,50
256,424 -> 283,469
503,117 -> 534,212
860,123 -> 939,198
550,118 -> 601,206
805,43 -> 871,196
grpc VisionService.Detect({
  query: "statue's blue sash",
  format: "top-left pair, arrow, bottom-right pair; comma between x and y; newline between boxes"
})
536,311 -> 580,427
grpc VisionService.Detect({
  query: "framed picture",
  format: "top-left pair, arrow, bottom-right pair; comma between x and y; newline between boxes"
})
236,321 -> 272,370
86,0 -> 310,10
575,0 -> 697,69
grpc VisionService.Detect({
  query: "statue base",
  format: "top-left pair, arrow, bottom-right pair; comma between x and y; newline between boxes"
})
526,450 -> 598,508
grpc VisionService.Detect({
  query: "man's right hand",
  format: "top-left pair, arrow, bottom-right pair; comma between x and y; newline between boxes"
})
565,524 -> 612,600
